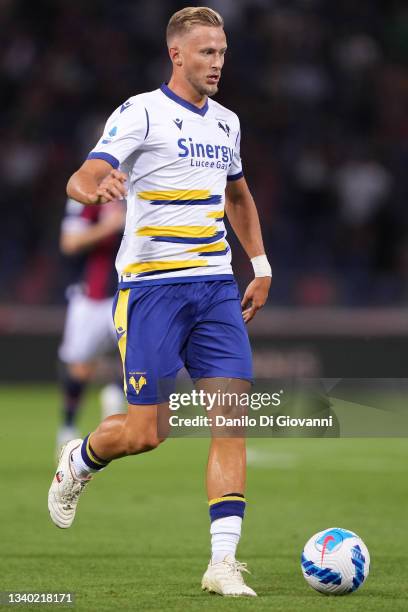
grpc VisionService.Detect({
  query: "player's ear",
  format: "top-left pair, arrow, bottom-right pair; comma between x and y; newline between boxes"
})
169,45 -> 183,66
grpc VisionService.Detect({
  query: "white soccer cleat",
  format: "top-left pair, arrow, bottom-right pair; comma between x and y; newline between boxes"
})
201,555 -> 257,597
48,438 -> 91,529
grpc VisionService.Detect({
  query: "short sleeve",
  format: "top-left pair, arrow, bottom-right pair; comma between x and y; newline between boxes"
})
227,125 -> 244,181
87,97 -> 148,169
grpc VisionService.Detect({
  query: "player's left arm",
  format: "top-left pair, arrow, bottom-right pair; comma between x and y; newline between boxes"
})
225,177 -> 272,323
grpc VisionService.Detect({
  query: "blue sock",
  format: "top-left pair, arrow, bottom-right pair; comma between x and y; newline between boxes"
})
209,492 -> 246,522
80,433 -> 110,471
209,493 -> 246,562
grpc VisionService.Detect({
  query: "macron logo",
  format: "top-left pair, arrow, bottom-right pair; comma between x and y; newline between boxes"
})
120,101 -> 132,113
173,118 -> 183,130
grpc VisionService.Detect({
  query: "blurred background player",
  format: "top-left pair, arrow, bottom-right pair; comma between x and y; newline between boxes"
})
57,197 -> 126,450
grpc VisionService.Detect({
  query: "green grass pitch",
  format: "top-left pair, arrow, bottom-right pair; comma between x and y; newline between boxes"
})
1,385 -> 407,611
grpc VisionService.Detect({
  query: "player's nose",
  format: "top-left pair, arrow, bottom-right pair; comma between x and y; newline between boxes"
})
212,53 -> 223,70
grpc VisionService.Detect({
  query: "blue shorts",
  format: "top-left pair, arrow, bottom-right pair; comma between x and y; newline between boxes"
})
112,280 -> 253,405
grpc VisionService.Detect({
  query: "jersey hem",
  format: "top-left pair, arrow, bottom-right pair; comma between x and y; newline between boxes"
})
118,274 -> 234,288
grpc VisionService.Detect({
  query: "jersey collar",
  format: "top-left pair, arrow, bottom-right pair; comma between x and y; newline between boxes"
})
160,83 -> 209,117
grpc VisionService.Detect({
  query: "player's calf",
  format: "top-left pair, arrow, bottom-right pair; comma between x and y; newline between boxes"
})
88,411 -> 164,458
48,408 -> 165,528
124,427 -> 163,455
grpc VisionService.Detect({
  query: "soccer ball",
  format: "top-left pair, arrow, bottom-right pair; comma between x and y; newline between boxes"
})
301,527 -> 370,595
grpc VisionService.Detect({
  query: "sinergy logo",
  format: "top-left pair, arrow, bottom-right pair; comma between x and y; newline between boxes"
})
178,137 -> 233,169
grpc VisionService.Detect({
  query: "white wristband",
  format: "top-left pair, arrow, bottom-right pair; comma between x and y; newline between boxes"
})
251,254 -> 272,277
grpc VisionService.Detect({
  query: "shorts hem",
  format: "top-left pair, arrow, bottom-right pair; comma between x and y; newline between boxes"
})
126,398 -> 171,406
125,371 -> 253,405
190,371 -> 253,383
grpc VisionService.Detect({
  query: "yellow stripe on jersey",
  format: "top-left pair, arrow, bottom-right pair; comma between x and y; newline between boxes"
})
122,260 -> 208,274
137,226 -> 217,238
187,241 -> 227,253
207,210 -> 224,219
208,496 -> 247,506
113,289 -> 130,393
138,189 -> 211,201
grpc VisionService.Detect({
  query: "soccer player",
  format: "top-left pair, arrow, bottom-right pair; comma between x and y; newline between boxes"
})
48,7 -> 272,597
57,198 -> 126,449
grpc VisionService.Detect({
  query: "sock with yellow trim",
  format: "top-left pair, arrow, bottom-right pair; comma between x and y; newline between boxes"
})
70,434 -> 110,479
209,493 -> 246,563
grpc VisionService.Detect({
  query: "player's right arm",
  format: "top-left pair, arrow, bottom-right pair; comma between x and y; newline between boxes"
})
67,159 -> 127,206
67,95 -> 147,206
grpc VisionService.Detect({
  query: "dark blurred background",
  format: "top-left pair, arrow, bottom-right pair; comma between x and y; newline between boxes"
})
2,0 -> 408,307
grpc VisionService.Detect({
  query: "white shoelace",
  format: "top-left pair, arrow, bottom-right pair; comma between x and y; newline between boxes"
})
224,560 -> 250,585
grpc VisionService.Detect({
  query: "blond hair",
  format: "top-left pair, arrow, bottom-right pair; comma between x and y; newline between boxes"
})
167,6 -> 224,43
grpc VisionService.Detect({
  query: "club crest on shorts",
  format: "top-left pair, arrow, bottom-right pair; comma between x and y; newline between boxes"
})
129,374 -> 147,394
56,470 -> 64,483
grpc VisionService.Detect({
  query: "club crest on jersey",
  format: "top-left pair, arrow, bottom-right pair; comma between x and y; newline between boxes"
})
173,118 -> 183,130
217,121 -> 230,137
129,374 -> 147,394
56,470 -> 64,483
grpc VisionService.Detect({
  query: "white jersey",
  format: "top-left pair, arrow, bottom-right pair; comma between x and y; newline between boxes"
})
88,84 -> 244,285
